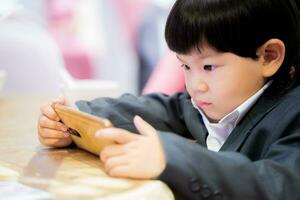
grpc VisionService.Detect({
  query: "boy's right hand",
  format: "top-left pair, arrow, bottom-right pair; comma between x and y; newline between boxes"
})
38,98 -> 72,148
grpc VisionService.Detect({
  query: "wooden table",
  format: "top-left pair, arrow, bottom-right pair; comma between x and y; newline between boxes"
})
0,95 -> 174,200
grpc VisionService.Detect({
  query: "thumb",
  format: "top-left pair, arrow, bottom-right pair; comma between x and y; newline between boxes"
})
51,98 -> 66,113
51,97 -> 66,106
133,115 -> 157,136
96,128 -> 138,144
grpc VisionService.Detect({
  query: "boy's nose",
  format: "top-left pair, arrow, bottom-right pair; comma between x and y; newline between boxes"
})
197,82 -> 209,93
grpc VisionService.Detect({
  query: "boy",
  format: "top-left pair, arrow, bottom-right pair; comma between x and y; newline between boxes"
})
38,0 -> 300,199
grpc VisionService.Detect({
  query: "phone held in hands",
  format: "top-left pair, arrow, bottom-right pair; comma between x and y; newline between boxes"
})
54,104 -> 114,155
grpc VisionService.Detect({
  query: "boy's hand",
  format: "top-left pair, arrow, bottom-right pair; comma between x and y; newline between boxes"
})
97,116 -> 166,179
38,98 -> 72,147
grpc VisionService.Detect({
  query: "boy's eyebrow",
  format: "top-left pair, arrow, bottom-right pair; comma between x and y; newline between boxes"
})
176,53 -> 214,63
176,55 -> 185,63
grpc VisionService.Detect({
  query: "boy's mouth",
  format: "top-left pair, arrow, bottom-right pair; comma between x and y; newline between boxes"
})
196,101 -> 212,108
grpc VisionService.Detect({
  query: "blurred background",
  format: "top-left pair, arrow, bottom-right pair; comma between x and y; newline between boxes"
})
0,0 -> 184,98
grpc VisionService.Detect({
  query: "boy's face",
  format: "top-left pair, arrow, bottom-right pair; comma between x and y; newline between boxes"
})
177,46 -> 266,122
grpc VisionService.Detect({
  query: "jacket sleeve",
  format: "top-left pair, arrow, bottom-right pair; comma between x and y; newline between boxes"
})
75,92 -> 192,138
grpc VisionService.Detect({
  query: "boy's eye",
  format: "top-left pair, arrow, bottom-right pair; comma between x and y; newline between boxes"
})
203,65 -> 217,71
181,64 -> 191,70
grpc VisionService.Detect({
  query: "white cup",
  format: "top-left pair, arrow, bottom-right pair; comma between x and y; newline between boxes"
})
0,70 -> 7,95
61,79 -> 120,106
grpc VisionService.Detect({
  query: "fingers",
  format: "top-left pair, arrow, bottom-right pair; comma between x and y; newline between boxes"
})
133,115 -> 156,136
40,102 -> 60,122
39,127 -> 69,139
100,145 -> 131,177
107,165 -> 132,178
38,97 -> 73,148
38,104 -> 69,141
98,120 -> 166,179
39,115 -> 68,131
103,155 -> 129,173
96,128 -> 138,144
102,154 -> 140,179
100,144 -> 126,162
105,160 -> 150,179
52,97 -> 66,105
38,123 -> 72,147
40,97 -> 66,122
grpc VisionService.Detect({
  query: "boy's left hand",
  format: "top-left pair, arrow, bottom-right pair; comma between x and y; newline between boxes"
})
96,115 -> 166,179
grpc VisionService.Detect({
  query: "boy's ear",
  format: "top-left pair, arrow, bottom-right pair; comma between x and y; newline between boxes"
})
257,39 -> 285,78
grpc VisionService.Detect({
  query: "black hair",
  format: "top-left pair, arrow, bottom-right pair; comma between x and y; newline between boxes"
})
165,0 -> 300,96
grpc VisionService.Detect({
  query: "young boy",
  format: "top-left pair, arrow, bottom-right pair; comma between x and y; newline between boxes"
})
38,0 -> 300,199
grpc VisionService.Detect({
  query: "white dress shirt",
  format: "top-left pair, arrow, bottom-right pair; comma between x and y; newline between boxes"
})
192,82 -> 271,152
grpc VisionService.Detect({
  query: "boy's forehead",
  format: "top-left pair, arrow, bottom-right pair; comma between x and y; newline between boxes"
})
177,46 -> 219,60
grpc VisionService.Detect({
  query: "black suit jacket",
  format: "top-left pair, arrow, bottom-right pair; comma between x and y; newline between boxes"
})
76,86 -> 300,200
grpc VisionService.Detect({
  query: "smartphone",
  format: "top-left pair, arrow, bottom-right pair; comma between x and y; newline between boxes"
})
54,104 -> 114,155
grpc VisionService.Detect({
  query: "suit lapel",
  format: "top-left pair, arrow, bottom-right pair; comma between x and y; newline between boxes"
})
219,93 -> 282,152
184,98 -> 208,146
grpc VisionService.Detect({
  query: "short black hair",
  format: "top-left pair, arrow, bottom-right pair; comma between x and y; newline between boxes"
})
165,0 -> 300,96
